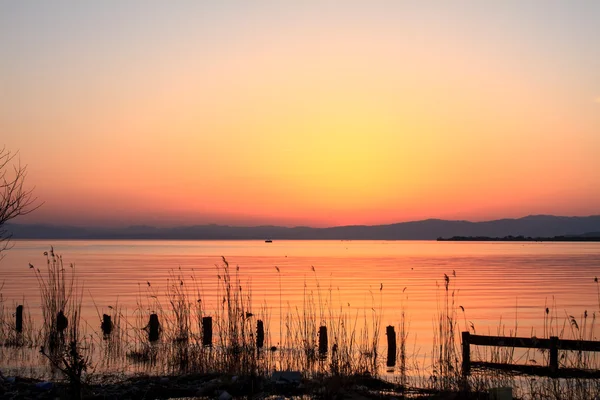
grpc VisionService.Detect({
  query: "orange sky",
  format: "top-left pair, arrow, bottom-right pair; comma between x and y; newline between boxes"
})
1,2 -> 599,227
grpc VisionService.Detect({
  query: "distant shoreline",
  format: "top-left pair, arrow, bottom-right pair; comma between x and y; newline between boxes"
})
437,235 -> 600,242
7,215 -> 600,241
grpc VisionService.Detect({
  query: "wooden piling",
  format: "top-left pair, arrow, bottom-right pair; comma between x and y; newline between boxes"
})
256,320 -> 264,349
202,316 -> 213,347
319,326 -> 328,356
386,325 -> 397,367
462,331 -> 471,376
56,310 -> 68,333
101,314 -> 112,336
15,305 -> 23,333
148,313 -> 160,342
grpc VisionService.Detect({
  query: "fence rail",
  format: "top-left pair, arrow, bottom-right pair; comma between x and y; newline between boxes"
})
462,331 -> 600,379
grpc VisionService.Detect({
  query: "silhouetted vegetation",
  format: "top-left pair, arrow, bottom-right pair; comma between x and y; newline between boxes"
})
0,146 -> 41,257
3,249 -> 600,399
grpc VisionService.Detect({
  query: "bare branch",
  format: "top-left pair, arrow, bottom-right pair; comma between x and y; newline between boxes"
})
0,146 -> 43,258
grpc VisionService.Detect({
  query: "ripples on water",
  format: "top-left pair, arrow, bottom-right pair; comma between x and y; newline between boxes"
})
1,240 -> 600,379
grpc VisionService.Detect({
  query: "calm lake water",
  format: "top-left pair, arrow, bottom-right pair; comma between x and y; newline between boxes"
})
2,239 -> 600,377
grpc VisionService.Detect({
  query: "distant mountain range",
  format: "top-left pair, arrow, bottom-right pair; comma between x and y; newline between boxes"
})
6,215 -> 600,240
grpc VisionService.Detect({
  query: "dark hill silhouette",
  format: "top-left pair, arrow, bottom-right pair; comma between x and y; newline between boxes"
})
6,215 -> 600,240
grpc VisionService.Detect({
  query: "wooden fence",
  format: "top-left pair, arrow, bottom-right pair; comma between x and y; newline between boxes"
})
462,331 -> 600,379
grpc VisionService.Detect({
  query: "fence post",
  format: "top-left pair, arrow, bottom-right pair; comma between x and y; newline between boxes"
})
462,331 -> 471,376
202,316 -> 213,347
386,325 -> 397,367
549,336 -> 559,374
256,320 -> 264,349
319,326 -> 328,357
16,305 -> 23,333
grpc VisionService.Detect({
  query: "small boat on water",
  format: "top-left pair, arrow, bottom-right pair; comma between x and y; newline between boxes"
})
265,239 -> 273,243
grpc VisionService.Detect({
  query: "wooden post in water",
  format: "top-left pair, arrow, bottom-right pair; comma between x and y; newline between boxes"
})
549,336 -> 559,374
386,325 -> 397,367
15,305 -> 23,334
319,326 -> 328,357
101,314 -> 113,336
148,314 -> 160,342
57,310 -> 68,333
256,320 -> 264,349
462,331 -> 471,376
202,316 -> 213,347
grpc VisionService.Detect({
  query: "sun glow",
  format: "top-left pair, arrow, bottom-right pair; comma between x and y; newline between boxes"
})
2,2 -> 599,226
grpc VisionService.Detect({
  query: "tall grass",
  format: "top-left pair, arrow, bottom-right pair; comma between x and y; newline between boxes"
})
430,272 -> 461,391
33,248 -> 90,400
6,251 -> 600,400
214,257 -> 257,375
397,291 -> 410,387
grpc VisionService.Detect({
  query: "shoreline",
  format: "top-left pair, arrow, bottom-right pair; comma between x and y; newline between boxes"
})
1,371 -> 450,400
437,235 -> 600,242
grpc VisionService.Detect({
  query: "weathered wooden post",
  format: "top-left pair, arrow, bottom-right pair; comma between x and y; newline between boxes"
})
101,314 -> 113,336
148,313 -> 160,342
15,305 -> 23,333
256,320 -> 264,349
202,316 -> 213,347
319,326 -> 328,357
57,310 -> 68,333
462,331 -> 471,376
386,325 -> 397,367
549,336 -> 559,374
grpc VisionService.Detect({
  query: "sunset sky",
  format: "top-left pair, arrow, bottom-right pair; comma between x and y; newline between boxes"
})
1,1 -> 599,227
